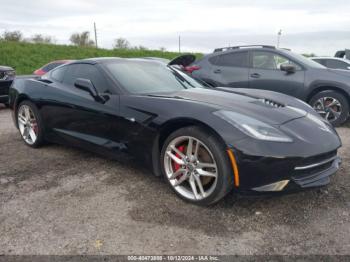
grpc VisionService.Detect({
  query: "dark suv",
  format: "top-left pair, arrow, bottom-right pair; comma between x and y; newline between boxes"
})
187,45 -> 350,126
0,65 -> 15,107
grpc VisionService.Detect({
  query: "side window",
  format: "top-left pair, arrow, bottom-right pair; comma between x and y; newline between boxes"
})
62,64 -> 80,86
76,64 -> 109,93
326,60 -> 349,70
313,59 -> 327,66
210,52 -> 248,67
50,66 -> 67,82
62,64 -> 109,93
252,51 -> 301,70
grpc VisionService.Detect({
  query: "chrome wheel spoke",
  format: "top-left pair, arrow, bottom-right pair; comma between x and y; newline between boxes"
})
197,162 -> 216,169
189,175 -> 200,199
170,145 -> 186,159
170,168 -> 186,179
24,106 -> 31,120
174,172 -> 189,186
328,99 -> 340,107
197,168 -> 217,177
330,108 -> 341,119
325,111 -> 330,120
166,151 -> 184,165
186,138 -> 193,157
18,114 -> 27,125
193,174 -> 206,198
194,141 -> 200,158
28,128 -> 37,142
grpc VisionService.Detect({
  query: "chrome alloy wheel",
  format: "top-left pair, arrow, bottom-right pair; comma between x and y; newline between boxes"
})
313,97 -> 342,122
17,105 -> 38,145
164,136 -> 218,200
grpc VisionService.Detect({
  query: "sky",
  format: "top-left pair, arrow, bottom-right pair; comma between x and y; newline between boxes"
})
1,0 -> 350,55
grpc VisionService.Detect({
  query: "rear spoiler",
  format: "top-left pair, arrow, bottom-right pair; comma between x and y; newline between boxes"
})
168,54 -> 196,67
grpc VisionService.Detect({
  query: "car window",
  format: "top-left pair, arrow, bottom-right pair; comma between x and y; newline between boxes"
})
209,51 -> 248,67
326,59 -> 349,70
312,59 -> 327,66
104,60 -> 203,94
252,51 -> 301,70
50,66 -> 67,82
62,64 -> 110,93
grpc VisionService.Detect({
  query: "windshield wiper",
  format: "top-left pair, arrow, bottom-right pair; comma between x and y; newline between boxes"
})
167,65 -> 195,88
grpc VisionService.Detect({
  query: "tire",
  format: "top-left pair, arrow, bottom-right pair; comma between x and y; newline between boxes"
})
160,126 -> 234,206
4,103 -> 9,108
309,90 -> 349,127
17,100 -> 45,148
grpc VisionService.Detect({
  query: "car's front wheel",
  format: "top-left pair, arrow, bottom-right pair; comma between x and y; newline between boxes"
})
310,90 -> 349,126
17,101 -> 45,148
161,126 -> 234,205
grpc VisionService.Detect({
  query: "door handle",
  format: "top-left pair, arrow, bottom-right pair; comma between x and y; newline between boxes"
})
250,73 -> 261,78
214,69 -> 221,74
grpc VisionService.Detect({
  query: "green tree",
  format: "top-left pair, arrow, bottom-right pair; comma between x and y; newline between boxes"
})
70,31 -> 95,47
31,34 -> 53,44
2,30 -> 23,42
113,38 -> 130,49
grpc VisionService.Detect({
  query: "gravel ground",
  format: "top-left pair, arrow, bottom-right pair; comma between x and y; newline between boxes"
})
0,105 -> 349,255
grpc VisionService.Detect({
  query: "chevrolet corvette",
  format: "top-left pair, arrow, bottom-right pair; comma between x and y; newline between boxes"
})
9,58 -> 342,205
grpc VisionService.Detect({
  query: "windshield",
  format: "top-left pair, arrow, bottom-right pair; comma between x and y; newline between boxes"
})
283,50 -> 326,69
103,60 -> 203,94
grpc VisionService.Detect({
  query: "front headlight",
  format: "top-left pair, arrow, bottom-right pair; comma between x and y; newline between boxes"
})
214,110 -> 293,142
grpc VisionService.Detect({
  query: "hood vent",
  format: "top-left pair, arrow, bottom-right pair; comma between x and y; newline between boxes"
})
256,98 -> 285,108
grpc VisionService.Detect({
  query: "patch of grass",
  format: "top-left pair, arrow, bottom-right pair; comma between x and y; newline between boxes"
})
0,41 -> 202,74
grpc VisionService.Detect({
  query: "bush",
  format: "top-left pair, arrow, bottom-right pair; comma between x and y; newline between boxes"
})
0,41 -> 202,74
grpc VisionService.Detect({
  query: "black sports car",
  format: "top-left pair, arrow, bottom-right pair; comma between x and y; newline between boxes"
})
0,65 -> 16,106
9,58 -> 342,205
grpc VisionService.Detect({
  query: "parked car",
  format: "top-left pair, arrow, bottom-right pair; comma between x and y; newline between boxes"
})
311,57 -> 350,70
33,60 -> 73,76
183,45 -> 350,126
0,65 -> 16,106
9,58 -> 341,205
335,49 -> 350,60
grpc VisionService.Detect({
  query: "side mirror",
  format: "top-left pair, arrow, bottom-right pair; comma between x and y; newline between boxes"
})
280,64 -> 296,74
347,66 -> 350,70
74,78 -> 99,99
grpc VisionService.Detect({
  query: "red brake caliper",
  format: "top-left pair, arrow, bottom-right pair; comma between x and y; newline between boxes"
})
173,145 -> 185,179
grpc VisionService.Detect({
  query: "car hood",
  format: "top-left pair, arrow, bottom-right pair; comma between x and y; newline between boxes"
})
172,88 -> 308,126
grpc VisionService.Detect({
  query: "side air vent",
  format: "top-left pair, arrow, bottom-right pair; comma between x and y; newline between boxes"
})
257,98 -> 285,108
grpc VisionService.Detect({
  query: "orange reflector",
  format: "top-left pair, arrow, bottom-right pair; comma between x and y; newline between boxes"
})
227,149 -> 240,187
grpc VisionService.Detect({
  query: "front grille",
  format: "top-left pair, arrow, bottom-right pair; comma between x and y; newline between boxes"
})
291,151 -> 340,187
294,161 -> 333,178
297,150 -> 337,167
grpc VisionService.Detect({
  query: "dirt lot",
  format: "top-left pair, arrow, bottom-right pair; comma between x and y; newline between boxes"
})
0,106 -> 349,255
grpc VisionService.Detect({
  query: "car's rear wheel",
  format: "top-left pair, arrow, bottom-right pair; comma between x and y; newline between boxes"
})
310,90 -> 349,126
17,101 -> 45,148
160,126 -> 234,205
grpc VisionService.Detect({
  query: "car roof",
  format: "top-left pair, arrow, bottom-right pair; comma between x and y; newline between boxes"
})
73,57 -> 166,65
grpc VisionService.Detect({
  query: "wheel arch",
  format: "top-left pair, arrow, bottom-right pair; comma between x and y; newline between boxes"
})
307,86 -> 350,105
151,117 -> 227,176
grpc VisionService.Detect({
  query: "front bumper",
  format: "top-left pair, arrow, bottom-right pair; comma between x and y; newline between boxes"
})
231,149 -> 341,192
0,80 -> 12,103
